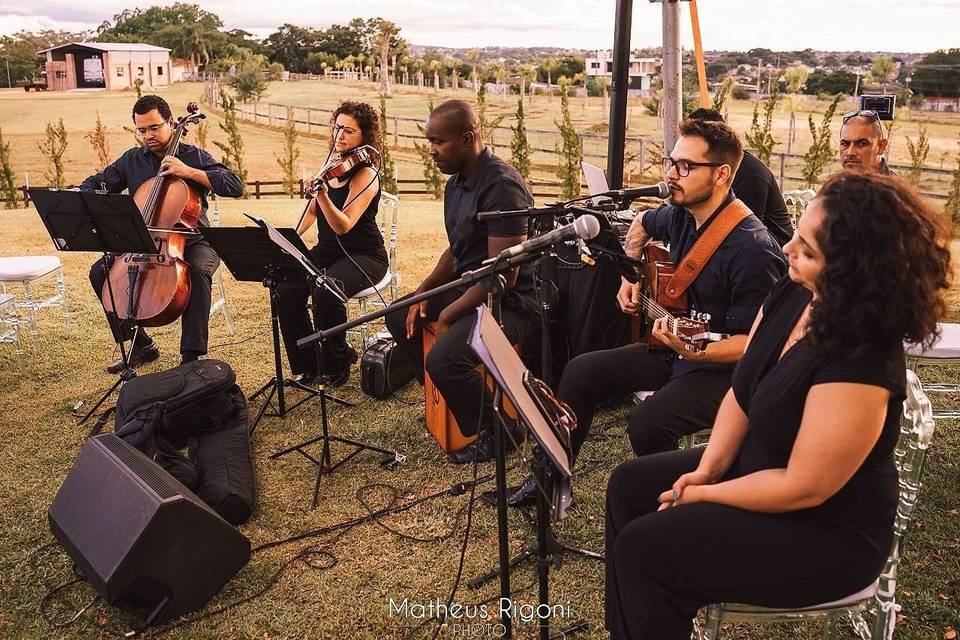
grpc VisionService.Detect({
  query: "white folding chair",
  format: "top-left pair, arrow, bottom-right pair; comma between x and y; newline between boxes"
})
697,369 -> 935,640
207,195 -> 235,334
346,191 -> 400,350
0,293 -> 25,372
0,255 -> 68,337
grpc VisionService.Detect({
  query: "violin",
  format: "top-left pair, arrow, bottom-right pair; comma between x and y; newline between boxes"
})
101,102 -> 206,327
308,145 -> 380,193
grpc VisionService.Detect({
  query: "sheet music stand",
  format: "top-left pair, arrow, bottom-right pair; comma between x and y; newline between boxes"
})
30,189 -> 158,423
468,305 -> 593,640
199,225 -> 353,435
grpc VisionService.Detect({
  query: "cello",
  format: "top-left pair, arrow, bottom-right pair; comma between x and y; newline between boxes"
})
101,102 -> 207,327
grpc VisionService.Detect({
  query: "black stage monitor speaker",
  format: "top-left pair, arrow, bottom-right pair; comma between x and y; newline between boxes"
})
48,434 -> 251,625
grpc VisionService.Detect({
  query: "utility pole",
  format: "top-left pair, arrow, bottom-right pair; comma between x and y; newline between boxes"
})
4,57 -> 10,89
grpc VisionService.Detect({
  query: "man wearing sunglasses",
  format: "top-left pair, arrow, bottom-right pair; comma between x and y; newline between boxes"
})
839,110 -> 892,174
81,94 -> 244,373
486,119 -> 789,507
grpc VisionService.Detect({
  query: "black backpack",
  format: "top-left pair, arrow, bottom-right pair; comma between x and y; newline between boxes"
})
91,359 -> 256,525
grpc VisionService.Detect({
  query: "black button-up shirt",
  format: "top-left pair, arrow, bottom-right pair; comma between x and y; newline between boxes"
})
80,143 -> 244,228
444,147 -> 536,298
642,191 -> 787,376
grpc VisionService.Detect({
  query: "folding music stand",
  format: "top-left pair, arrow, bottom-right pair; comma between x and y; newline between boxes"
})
467,305 -> 593,640
199,224 -> 353,435
30,189 -> 157,424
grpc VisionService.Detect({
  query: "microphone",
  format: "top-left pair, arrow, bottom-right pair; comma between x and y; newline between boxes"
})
498,215 -> 601,259
602,182 -> 669,201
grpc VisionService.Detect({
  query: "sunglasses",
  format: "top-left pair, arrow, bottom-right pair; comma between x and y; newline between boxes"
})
842,109 -> 880,123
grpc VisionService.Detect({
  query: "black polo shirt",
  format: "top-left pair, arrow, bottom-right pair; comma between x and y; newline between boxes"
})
642,191 -> 787,376
79,143 -> 244,227
444,148 -> 536,296
733,150 -> 793,246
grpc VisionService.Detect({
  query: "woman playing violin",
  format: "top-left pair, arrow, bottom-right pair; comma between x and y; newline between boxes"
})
277,101 -> 388,387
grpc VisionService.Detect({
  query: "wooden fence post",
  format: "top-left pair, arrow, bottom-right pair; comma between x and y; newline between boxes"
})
779,154 -> 786,190
254,181 -> 261,199
306,108 -> 312,135
268,103 -> 273,127
393,117 -> 399,146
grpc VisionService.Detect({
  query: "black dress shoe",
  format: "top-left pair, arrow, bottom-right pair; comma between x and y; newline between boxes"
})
292,371 -> 319,387
325,346 -> 359,388
481,474 -> 537,508
106,341 -> 160,374
447,426 -> 520,465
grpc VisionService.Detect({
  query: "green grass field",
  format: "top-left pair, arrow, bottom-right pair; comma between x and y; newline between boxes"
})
0,84 -> 959,639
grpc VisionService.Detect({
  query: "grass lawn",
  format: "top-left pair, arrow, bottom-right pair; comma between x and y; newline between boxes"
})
0,193 -> 958,639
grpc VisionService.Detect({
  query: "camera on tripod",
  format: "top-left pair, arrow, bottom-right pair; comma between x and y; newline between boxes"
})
859,94 -> 896,121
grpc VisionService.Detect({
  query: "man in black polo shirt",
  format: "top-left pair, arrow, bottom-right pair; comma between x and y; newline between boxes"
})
839,110 -> 893,174
384,100 -> 538,464
82,95 -> 244,372
500,119 -> 786,507
688,108 -> 792,246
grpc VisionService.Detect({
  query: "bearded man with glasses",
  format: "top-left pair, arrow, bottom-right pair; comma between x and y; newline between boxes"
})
488,119 -> 788,509
81,94 -> 244,373
839,110 -> 893,174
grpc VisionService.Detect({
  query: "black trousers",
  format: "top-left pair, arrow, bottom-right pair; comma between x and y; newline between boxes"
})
89,241 -> 219,356
557,343 -> 731,458
605,448 -> 891,639
276,246 -> 388,376
385,288 -> 538,437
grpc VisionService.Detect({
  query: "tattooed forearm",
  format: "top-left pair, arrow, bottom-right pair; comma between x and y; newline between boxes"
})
624,216 -> 651,259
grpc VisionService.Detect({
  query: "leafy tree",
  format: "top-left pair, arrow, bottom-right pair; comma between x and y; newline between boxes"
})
378,96 -> 398,195
263,24 -> 320,73
905,125 -> 931,187
268,62 -> 285,80
370,18 -> 402,96
803,70 -> 857,96
554,83 -> 582,199
945,141 -> 960,229
510,98 -> 532,182
305,52 -> 338,74
910,48 -> 960,98
783,66 -> 810,94
414,99 -> 444,199
274,107 -> 300,197
315,23 -> 363,59
801,94 -> 842,188
0,127 -> 19,209
39,118 -> 68,189
744,90 -> 780,167
711,77 -> 734,113
85,112 -> 110,168
229,69 -> 267,103
869,56 -> 897,93
476,84 -> 505,142
213,90 -> 247,197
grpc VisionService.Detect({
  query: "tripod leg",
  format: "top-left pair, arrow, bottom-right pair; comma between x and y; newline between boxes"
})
77,374 -> 125,424
249,380 -> 278,436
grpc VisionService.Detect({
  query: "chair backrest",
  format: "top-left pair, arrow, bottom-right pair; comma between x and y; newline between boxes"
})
782,188 -> 816,229
872,369 -> 935,636
210,193 -> 221,228
378,191 -> 400,277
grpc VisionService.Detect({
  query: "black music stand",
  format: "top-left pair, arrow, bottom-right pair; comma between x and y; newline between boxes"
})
467,305 -> 591,640
199,225 -> 353,435
30,189 -> 158,424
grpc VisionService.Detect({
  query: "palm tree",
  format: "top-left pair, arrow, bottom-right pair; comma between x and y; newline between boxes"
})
541,57 -> 559,98
429,60 -> 442,92
870,56 -> 896,94
466,49 -> 480,92
443,56 -> 459,90
517,64 -> 537,105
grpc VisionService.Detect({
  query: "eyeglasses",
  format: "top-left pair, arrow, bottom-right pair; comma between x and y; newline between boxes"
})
135,122 -> 168,137
332,124 -> 361,136
842,109 -> 880,123
662,156 -> 723,177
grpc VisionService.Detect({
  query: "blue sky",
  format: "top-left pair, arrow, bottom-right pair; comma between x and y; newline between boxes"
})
1,0 -> 957,52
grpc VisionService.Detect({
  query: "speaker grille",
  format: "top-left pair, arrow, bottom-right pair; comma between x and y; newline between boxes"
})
100,436 -> 177,500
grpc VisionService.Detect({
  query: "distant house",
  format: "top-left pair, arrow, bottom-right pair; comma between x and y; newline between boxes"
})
37,42 -> 172,91
585,50 -> 660,96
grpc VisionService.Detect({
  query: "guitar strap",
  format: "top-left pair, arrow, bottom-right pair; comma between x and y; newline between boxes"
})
664,198 -> 752,301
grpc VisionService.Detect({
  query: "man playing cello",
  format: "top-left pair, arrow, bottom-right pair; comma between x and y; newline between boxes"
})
81,95 -> 244,372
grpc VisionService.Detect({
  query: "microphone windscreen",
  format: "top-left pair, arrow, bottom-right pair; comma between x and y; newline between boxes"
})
574,214 -> 602,241
656,182 -> 669,198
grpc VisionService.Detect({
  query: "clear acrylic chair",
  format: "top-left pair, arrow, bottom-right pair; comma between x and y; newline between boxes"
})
632,390 -> 711,449
0,293 -> 25,372
696,369 -> 935,640
905,323 -> 960,420
0,255 -> 68,337
207,195 -> 235,334
783,188 -> 817,229
346,192 -> 400,351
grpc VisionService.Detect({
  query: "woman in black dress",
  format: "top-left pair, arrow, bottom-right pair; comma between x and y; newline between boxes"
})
605,171 -> 951,639
277,101 -> 388,386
